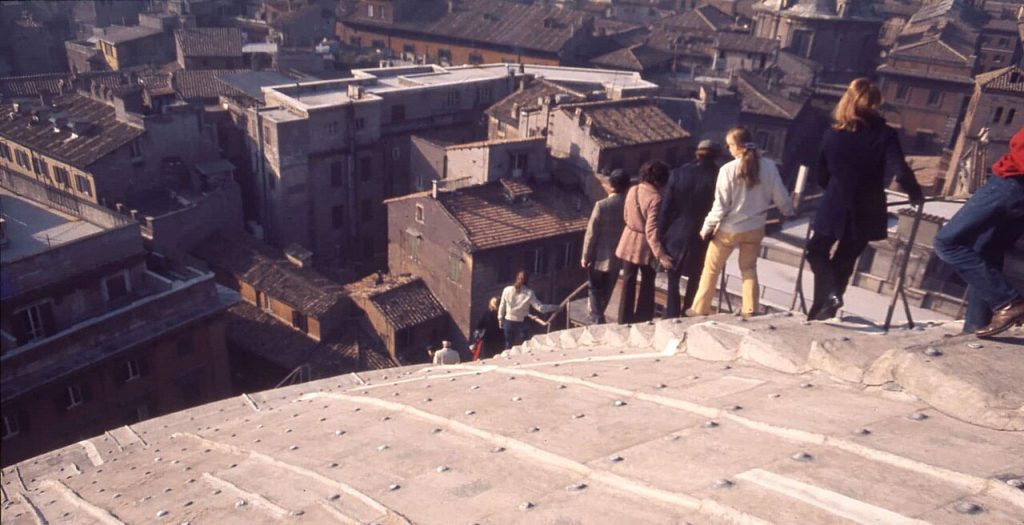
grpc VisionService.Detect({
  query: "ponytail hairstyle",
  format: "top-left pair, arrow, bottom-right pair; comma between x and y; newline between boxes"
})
727,127 -> 760,188
513,270 -> 529,292
833,77 -> 882,132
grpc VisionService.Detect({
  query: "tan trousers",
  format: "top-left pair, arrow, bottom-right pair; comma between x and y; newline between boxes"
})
690,228 -> 765,316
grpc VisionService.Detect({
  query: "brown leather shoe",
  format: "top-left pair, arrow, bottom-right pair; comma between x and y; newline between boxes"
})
976,299 -> 1024,339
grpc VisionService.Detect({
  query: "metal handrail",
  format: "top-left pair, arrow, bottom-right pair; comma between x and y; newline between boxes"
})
527,281 -> 590,333
788,194 -> 967,332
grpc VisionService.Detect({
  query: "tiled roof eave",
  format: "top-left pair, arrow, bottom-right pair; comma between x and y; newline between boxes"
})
340,18 -> 566,57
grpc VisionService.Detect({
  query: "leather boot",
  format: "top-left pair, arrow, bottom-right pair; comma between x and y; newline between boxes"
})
976,299 -> 1024,339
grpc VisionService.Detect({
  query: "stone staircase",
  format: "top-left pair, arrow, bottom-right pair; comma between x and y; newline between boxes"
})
506,313 -> 1024,432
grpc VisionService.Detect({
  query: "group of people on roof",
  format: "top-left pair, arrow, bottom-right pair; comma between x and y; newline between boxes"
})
457,77 -> 1023,362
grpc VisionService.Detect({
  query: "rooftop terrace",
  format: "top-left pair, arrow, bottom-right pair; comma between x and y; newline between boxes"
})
262,64 -> 658,112
0,189 -> 103,263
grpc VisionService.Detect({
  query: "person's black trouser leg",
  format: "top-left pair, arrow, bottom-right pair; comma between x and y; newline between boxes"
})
665,265 -> 682,318
587,268 -> 614,322
619,261 -> 640,324
831,236 -> 869,299
636,264 -> 656,322
805,233 -> 837,318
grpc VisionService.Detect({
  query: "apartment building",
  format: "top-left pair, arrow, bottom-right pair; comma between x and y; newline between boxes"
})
0,189 -> 233,466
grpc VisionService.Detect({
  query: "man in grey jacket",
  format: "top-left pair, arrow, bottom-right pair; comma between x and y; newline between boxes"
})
581,169 -> 630,324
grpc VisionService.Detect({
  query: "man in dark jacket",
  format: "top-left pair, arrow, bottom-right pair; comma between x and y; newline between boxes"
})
934,126 -> 1024,338
581,169 -> 629,324
658,140 -> 720,317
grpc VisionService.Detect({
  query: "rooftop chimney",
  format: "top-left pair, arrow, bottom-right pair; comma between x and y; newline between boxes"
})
284,243 -> 314,268
347,84 -> 364,99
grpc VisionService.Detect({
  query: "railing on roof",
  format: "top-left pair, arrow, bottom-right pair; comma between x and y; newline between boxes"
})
529,193 -> 969,340
275,364 -> 311,388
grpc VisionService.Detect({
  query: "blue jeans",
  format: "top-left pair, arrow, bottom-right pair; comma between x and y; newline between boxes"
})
503,320 -> 527,349
933,175 -> 1024,332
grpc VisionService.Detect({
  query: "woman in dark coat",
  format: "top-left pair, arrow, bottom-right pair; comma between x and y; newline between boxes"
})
807,78 -> 924,320
658,140 -> 720,317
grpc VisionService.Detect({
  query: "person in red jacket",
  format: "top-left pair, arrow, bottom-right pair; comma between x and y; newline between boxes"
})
934,126 -> 1024,338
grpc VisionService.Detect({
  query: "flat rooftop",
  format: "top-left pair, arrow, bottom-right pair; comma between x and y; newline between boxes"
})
0,189 -> 103,264
263,63 -> 658,112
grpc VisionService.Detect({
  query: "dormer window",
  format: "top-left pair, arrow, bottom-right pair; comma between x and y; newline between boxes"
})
415,204 -> 425,224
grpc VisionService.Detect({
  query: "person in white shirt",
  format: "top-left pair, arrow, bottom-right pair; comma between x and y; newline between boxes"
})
687,127 -> 796,317
431,340 -> 461,365
498,271 -> 557,349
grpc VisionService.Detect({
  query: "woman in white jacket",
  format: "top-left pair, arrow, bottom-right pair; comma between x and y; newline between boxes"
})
498,271 -> 557,349
687,127 -> 796,317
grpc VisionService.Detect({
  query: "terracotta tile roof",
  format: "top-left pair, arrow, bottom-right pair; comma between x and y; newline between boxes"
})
485,78 -> 586,126
975,65 -> 1024,94
226,301 -> 320,370
735,70 -> 805,119
435,181 -> 589,251
714,33 -> 779,54
368,279 -> 447,332
659,5 -> 735,32
193,233 -> 348,318
0,73 -> 71,97
269,4 -> 331,28
590,44 -> 674,72
875,63 -> 974,84
175,27 -> 243,58
642,25 -> 715,57
0,69 -> 172,98
593,18 -> 645,37
558,98 -> 691,149
340,0 -> 592,56
226,302 -> 395,377
171,69 -> 246,102
0,94 -> 144,168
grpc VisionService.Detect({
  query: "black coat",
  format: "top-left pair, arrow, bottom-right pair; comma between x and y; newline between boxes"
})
813,117 -> 924,241
658,160 -> 718,273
